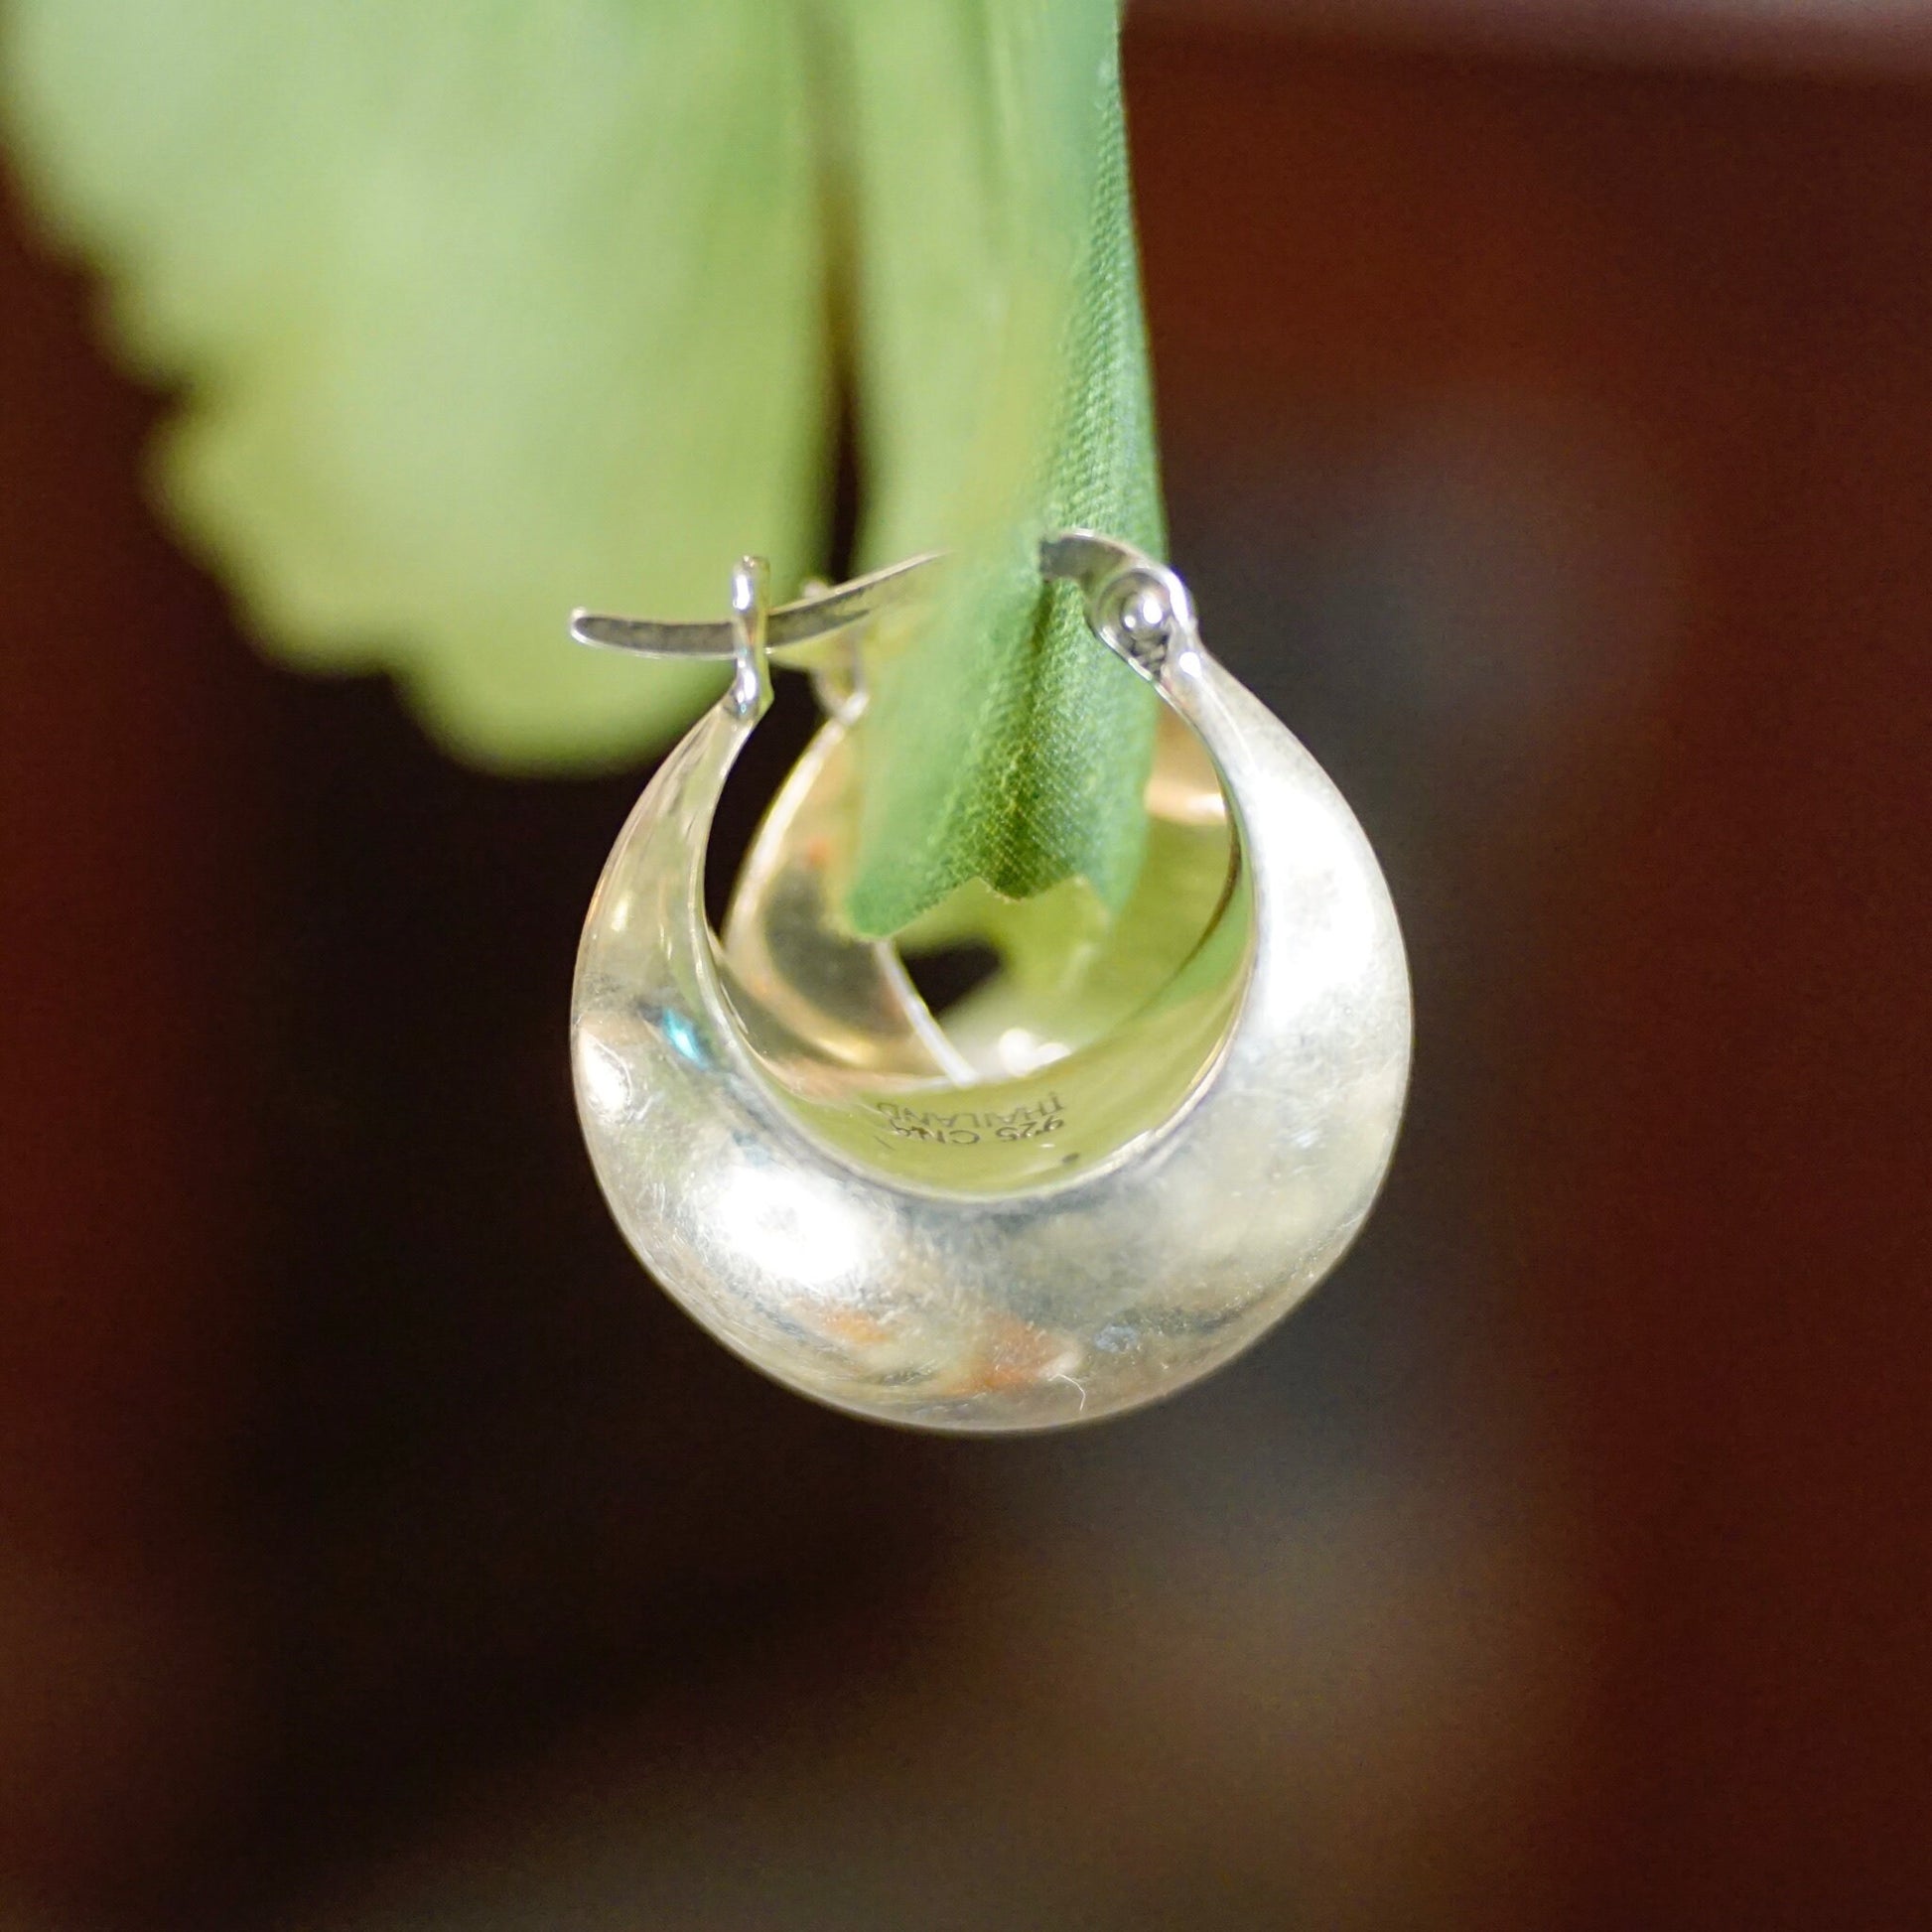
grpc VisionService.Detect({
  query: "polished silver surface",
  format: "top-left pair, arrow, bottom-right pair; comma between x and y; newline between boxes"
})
571,537 -> 1412,1431
718,694 -> 1235,1096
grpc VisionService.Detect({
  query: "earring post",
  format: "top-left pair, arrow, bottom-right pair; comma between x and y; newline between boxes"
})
571,551 -> 944,661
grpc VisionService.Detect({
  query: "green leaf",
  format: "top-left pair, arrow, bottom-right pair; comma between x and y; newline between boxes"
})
1,0 -> 1165,922
835,4 -> 1164,935
0,1 -> 829,767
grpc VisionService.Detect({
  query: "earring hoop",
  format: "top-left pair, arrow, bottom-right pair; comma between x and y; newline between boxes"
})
570,534 -> 1411,1432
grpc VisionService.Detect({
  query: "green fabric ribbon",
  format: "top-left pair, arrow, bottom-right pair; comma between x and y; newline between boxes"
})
838,8 -> 1166,934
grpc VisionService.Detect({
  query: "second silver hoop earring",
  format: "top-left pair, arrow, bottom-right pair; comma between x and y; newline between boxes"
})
569,534 -> 1412,1433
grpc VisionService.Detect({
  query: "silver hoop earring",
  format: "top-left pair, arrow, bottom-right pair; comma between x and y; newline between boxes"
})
569,534 -> 1412,1433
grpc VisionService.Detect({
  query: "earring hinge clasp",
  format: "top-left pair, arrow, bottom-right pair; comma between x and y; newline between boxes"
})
571,531 -> 1193,683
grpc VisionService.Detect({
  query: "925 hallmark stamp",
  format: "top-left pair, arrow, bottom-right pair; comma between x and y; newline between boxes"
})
874,1093 -> 1066,1147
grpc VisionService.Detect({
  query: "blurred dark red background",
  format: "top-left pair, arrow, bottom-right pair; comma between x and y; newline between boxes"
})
3,13 -> 1929,1930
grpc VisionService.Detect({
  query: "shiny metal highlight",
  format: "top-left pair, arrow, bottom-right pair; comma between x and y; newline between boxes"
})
570,536 -> 1413,1432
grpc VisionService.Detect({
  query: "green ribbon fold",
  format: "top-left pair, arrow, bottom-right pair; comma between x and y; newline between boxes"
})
836,2 -> 1166,934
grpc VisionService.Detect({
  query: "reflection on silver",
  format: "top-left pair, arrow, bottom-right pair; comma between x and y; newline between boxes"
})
571,534 -> 1413,1432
